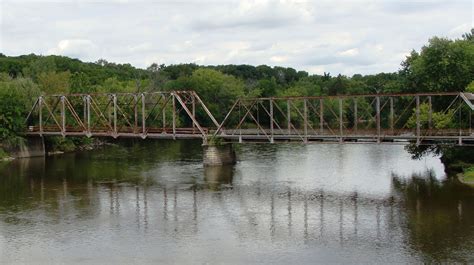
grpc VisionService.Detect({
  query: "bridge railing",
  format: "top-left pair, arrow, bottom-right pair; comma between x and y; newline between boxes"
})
214,92 -> 474,144
25,91 -> 474,145
25,91 -> 218,139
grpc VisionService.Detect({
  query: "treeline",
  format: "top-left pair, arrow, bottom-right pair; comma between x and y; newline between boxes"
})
0,30 -> 473,148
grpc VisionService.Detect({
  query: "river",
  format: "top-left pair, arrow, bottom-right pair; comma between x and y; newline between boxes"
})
0,140 -> 473,263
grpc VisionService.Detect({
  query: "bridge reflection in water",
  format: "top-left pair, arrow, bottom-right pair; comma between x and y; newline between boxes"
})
1,155 -> 473,263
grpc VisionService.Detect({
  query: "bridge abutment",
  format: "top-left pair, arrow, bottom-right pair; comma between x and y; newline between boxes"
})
203,143 -> 236,166
6,136 -> 45,158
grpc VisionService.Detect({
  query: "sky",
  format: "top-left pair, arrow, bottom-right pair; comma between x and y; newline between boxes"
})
0,0 -> 472,76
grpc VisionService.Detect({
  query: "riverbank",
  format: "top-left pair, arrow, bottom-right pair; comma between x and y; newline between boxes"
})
458,167 -> 474,185
0,136 -> 110,161
465,167 -> 474,180
0,148 -> 14,161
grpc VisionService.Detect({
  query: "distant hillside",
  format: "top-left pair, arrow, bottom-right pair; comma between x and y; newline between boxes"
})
0,53 -> 148,84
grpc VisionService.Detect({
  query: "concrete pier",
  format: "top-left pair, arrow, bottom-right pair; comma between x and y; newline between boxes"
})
202,143 -> 236,166
6,136 -> 45,158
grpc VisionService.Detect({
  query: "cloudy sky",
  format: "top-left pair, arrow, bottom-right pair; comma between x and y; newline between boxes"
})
0,0 -> 472,75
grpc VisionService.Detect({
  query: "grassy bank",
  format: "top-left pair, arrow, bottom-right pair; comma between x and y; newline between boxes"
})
464,167 -> 474,182
0,148 -> 9,160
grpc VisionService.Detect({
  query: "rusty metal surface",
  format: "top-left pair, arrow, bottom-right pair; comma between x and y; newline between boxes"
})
25,91 -> 474,145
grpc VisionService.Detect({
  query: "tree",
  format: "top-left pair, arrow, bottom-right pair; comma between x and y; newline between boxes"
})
401,35 -> 474,93
70,72 -> 93,94
462,28 -> 474,42
327,74 -> 349,95
466,81 -> 474,93
0,75 -> 40,144
406,103 -> 455,129
22,56 -> 57,80
280,77 -> 321,97
37,71 -> 71,94
147,63 -> 168,91
97,77 -> 135,93
188,69 -> 245,122
256,77 -> 279,97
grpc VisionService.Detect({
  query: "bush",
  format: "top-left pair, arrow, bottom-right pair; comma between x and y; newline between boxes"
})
406,103 -> 455,129
207,135 -> 223,146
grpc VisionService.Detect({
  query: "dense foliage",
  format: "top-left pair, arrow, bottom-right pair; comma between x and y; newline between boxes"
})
0,73 -> 40,145
0,30 -> 472,151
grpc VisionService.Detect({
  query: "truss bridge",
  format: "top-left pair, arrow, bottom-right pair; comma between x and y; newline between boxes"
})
25,91 -> 474,146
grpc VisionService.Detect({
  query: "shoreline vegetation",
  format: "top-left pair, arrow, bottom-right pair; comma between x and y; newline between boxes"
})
0,30 -> 473,175
459,166 -> 474,185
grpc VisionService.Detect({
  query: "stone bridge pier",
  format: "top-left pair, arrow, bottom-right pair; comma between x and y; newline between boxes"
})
202,143 -> 236,166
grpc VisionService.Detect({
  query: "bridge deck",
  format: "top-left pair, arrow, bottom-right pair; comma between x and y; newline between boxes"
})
26,127 -> 474,145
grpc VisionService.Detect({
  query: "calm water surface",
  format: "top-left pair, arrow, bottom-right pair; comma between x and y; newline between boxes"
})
1,140 -> 474,264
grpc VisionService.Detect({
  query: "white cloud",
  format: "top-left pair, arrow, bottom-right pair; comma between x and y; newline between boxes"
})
338,48 -> 359,57
48,39 -> 99,60
1,0 -> 472,75
449,23 -> 472,38
270,55 -> 289,63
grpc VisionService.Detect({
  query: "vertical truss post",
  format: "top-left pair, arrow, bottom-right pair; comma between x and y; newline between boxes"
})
83,96 -> 87,130
113,94 -> 117,136
390,97 -> 394,135
86,95 -> 91,135
376,96 -> 380,143
319,99 -> 324,134
134,95 -> 138,133
339,98 -> 343,143
270,98 -> 274,143
470,110 -> 472,135
287,99 -> 291,134
256,102 -> 260,136
39,96 -> 43,135
163,105 -> 166,131
239,101 -> 242,143
141,93 -> 146,136
416,95 -> 420,145
61,96 -> 66,136
192,95 -> 196,129
172,93 -> 176,139
304,99 -> 308,143
428,96 -> 432,131
353,98 -> 358,134
162,95 -> 166,131
108,98 -> 112,128
459,102 -> 462,145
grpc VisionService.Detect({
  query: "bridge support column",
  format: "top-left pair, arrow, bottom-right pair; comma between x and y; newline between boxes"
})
7,136 -> 45,158
203,143 -> 236,166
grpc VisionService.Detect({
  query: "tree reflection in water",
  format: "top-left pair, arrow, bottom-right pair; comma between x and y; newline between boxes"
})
0,143 -> 473,263
392,173 -> 474,262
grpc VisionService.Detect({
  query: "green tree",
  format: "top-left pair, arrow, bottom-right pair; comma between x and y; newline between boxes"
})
401,34 -> 474,93
256,77 -> 279,97
189,69 -> 245,122
147,63 -> 168,91
22,56 -> 57,80
96,77 -> 136,93
466,81 -> 474,93
70,72 -> 93,94
0,75 -> 40,144
37,71 -> 71,94
406,103 -> 455,129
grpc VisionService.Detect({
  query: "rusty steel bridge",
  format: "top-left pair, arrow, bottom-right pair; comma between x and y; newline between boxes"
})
25,91 -> 474,146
